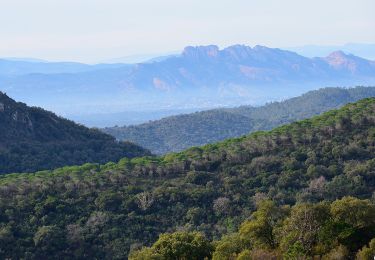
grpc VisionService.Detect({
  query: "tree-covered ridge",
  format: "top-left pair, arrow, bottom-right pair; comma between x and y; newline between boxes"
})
0,98 -> 374,259
0,92 -> 151,174
104,86 -> 375,154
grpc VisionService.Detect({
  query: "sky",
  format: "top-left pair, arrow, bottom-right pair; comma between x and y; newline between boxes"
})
0,0 -> 374,63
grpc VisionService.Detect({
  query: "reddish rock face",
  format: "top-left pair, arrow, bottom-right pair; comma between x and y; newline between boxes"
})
325,51 -> 357,71
323,50 -> 375,74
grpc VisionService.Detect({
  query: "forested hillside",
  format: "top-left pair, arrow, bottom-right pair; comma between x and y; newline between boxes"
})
0,92 -> 150,174
104,86 -> 375,154
0,98 -> 374,258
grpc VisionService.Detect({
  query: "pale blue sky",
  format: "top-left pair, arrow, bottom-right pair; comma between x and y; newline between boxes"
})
0,0 -> 374,63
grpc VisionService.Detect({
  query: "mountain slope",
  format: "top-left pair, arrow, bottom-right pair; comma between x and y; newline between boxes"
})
2,45 -> 375,115
104,86 -> 375,154
123,45 -> 375,89
0,98 -> 374,258
0,92 -> 151,174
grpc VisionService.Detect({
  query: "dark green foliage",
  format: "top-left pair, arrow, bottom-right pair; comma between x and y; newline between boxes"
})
0,98 -> 374,258
0,92 -> 151,174
104,86 -> 375,154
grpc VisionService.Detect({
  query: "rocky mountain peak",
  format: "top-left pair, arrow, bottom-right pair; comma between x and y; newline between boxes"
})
222,45 -> 253,60
182,45 -> 219,59
325,50 -> 357,70
327,50 -> 347,57
253,45 -> 270,51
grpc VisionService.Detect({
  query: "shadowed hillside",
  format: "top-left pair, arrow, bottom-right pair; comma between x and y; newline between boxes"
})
0,92 -> 151,174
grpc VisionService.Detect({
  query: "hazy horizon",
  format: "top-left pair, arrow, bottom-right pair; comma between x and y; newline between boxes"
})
2,42 -> 375,64
1,0 -> 374,63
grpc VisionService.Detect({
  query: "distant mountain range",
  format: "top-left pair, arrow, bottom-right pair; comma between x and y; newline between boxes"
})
0,92 -> 150,174
1,45 -> 375,116
100,52 -> 179,64
103,86 -> 375,154
0,58 -> 129,76
286,43 -> 375,60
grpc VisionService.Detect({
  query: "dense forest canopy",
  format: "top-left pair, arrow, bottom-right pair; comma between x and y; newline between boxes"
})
104,86 -> 375,154
0,98 -> 374,258
0,92 -> 151,174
